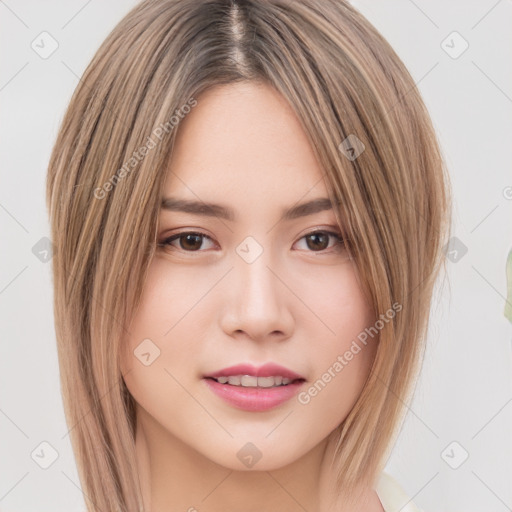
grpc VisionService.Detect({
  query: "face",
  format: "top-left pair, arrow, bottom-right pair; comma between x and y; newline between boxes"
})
121,81 -> 378,471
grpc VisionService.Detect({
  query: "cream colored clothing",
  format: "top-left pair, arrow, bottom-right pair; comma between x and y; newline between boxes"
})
375,471 -> 424,512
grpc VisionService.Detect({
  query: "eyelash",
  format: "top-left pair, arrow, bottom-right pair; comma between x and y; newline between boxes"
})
158,229 -> 345,255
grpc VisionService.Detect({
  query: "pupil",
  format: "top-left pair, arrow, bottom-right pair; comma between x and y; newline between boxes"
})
182,234 -> 202,251
307,233 -> 328,251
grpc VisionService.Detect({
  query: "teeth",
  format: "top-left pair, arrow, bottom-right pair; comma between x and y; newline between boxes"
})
240,375 -> 258,386
213,375 -> 296,387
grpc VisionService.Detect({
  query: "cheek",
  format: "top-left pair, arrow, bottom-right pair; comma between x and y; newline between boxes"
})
124,257 -> 216,346
120,260 -> 216,441
120,259 -> 208,389
294,264 -> 377,419
296,260 -> 375,355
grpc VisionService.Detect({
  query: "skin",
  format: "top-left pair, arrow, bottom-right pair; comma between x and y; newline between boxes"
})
121,81 -> 384,512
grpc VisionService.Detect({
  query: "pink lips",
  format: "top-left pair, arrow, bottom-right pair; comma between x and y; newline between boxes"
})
203,362 -> 306,412
205,363 -> 305,381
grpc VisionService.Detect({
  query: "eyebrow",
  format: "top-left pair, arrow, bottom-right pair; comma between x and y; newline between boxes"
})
160,196 -> 335,222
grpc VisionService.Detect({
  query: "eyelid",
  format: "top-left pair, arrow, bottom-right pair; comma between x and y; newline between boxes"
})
158,230 -> 217,252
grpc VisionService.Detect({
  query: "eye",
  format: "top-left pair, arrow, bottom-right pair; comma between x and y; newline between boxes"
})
159,232 -> 216,252
294,230 -> 345,253
158,229 -> 344,254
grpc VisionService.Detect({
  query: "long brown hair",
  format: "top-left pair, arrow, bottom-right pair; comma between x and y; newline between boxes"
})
46,0 -> 452,509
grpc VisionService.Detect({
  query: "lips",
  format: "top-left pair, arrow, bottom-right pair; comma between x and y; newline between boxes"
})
204,377 -> 305,412
204,362 -> 305,382
202,363 -> 306,411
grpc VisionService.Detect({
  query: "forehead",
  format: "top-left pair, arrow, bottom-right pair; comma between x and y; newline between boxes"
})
162,82 -> 328,203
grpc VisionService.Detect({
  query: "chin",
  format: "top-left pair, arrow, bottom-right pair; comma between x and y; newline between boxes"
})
198,437 -> 311,473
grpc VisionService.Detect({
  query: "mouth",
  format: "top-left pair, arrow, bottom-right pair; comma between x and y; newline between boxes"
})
202,362 -> 307,412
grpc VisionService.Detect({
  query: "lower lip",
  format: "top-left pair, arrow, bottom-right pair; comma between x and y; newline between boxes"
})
203,378 -> 305,412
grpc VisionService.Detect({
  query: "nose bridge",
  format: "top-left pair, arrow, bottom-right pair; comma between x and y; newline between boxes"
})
237,250 -> 277,310
221,239 -> 293,340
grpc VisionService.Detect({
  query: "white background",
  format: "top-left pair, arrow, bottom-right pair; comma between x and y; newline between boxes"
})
1,1 -> 511,511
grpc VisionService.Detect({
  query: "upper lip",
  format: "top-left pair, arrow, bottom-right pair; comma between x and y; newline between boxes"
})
204,363 -> 305,381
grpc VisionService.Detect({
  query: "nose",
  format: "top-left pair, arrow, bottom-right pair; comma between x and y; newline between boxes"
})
219,248 -> 295,343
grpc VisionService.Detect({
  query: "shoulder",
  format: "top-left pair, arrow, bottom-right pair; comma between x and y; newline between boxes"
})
375,471 -> 424,512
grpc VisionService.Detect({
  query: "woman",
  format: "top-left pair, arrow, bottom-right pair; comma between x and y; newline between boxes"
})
45,0 -> 452,510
